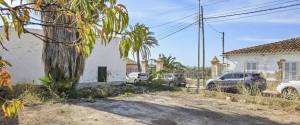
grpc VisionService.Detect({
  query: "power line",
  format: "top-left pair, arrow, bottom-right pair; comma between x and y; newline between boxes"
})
150,13 -> 197,28
153,5 -> 197,17
150,0 -> 232,29
207,6 -> 300,23
156,21 -> 195,38
155,15 -> 197,37
149,0 -> 297,32
156,1 -> 300,41
158,21 -> 198,40
207,0 -> 299,17
153,0 -> 229,17
205,3 -> 300,20
206,22 -> 222,34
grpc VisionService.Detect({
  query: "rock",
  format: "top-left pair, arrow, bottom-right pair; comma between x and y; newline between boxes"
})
226,96 -> 231,101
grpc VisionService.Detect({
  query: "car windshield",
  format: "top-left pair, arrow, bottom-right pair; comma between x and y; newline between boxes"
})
138,73 -> 146,76
251,74 -> 261,78
165,74 -> 173,78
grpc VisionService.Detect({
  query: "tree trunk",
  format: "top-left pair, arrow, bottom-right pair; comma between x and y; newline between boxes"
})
136,50 -> 141,72
41,5 -> 85,84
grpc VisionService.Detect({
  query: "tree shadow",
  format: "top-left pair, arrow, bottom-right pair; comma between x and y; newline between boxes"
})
0,116 -> 19,125
74,98 -> 293,125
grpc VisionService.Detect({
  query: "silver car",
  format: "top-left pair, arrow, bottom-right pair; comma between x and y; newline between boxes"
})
162,73 -> 187,87
206,72 -> 267,92
277,81 -> 300,100
126,72 -> 148,83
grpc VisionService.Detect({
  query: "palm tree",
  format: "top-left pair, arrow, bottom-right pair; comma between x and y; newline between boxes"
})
120,23 -> 158,72
161,55 -> 186,72
41,0 -> 129,86
140,31 -> 158,60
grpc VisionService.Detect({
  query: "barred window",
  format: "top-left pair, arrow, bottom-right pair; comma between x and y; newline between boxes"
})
284,62 -> 298,81
246,62 -> 258,72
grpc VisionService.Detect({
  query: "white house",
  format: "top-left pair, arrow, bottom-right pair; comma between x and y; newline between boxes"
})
0,29 -> 126,85
219,37 -> 300,82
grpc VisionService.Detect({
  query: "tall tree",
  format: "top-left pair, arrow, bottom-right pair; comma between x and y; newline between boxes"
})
119,23 -> 158,72
0,0 -> 129,88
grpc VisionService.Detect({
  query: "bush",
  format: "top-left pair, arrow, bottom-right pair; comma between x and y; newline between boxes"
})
13,83 -> 57,105
144,80 -> 179,92
71,84 -> 114,99
236,83 -> 262,96
70,81 -> 181,99
40,75 -> 74,97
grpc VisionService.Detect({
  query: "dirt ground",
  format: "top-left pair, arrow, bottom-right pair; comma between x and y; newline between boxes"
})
18,91 -> 300,125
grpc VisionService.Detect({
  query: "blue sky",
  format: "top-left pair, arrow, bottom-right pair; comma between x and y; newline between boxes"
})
119,0 -> 300,67
5,0 -> 300,67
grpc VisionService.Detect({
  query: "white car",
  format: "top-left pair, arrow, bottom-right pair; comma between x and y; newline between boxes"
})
277,81 -> 300,100
126,72 -> 148,83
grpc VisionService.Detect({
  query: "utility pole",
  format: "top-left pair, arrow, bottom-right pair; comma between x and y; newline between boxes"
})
196,0 -> 201,94
201,6 -> 206,88
222,32 -> 225,67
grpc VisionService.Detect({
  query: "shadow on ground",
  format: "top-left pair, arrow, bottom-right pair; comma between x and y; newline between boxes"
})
75,98 -> 291,125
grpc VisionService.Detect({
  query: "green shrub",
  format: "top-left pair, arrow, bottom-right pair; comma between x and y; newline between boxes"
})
13,83 -> 55,105
72,84 -> 114,99
40,75 -> 74,97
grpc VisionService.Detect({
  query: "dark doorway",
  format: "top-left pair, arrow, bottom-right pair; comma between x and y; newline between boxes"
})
98,67 -> 107,82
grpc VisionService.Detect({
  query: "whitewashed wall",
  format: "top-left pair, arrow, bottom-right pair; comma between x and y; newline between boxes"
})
226,52 -> 300,81
0,29 -> 45,84
0,29 -> 126,84
79,38 -> 126,84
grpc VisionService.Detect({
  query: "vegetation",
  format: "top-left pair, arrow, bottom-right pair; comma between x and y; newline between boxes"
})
185,66 -> 211,79
39,75 -> 74,98
0,59 -> 24,123
199,90 -> 300,111
10,81 -> 180,103
161,54 -> 186,72
119,23 -> 158,72
0,0 -> 129,92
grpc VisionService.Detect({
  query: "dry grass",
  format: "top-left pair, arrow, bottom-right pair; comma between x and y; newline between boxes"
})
266,81 -> 280,91
199,89 -> 300,111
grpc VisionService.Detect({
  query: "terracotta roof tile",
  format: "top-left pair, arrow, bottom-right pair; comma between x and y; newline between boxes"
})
224,37 -> 300,56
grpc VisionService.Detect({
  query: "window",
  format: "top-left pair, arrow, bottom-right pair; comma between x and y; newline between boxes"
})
234,73 -> 244,79
246,62 -> 258,72
284,62 -> 298,81
221,74 -> 233,80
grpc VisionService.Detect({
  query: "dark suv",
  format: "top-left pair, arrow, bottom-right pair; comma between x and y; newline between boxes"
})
205,72 -> 267,91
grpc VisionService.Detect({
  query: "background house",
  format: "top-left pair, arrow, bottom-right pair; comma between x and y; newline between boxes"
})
124,58 -> 138,74
0,29 -> 126,85
211,38 -> 300,82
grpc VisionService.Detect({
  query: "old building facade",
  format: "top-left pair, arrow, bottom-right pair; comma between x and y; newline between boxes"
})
211,38 -> 300,82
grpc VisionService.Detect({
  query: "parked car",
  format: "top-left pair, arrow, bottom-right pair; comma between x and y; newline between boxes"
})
126,72 -> 148,83
205,72 -> 267,92
277,81 -> 300,100
162,73 -> 187,87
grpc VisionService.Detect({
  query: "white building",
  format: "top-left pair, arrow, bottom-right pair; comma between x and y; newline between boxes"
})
0,29 -> 126,85
222,38 -> 300,82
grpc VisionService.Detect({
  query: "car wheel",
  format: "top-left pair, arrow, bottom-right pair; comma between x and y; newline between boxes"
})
282,87 -> 299,100
207,83 -> 217,91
